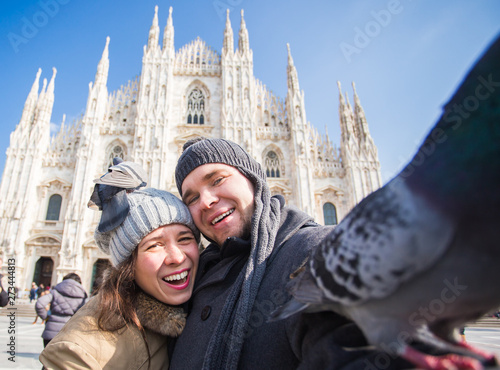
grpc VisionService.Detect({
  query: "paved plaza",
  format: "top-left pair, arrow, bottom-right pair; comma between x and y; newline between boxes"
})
0,315 -> 44,369
0,313 -> 499,369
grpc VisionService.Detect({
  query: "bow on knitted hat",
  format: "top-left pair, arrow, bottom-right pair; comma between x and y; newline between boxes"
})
88,157 -> 148,233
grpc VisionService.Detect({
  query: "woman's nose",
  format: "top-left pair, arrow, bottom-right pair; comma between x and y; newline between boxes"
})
164,245 -> 186,265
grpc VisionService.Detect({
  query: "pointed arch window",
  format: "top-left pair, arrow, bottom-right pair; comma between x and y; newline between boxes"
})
186,88 -> 205,125
323,203 -> 338,225
265,151 -> 280,178
108,145 -> 125,168
46,194 -> 62,221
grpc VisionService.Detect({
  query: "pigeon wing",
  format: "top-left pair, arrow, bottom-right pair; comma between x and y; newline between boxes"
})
308,179 -> 455,306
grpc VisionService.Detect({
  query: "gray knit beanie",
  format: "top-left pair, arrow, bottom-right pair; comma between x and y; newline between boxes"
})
175,137 -> 266,196
94,188 -> 200,266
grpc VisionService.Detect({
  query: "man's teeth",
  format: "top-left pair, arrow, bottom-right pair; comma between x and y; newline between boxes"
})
212,209 -> 234,225
164,270 -> 188,282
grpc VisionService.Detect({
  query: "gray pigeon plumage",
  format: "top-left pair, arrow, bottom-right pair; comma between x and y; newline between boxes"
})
271,34 -> 500,370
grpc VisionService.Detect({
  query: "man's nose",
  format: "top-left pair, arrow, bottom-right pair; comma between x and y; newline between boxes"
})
199,188 -> 218,209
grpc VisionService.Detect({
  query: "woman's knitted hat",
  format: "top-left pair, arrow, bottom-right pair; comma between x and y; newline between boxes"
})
94,188 -> 200,266
175,137 -> 266,196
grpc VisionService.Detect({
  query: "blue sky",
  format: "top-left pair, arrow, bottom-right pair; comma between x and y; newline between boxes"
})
0,1 -> 499,183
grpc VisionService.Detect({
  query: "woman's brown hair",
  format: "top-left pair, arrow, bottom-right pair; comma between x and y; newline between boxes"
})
94,247 -> 151,367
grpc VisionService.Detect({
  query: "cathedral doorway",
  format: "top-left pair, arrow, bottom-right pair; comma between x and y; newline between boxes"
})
33,257 -> 54,288
90,258 -> 111,295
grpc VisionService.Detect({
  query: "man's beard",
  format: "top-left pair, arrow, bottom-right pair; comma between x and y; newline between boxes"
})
239,208 -> 254,241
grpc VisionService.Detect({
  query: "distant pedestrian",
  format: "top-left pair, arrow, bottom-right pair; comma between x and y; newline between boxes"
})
29,282 -> 37,303
36,283 -> 45,299
35,273 -> 87,347
0,257 -> 9,307
33,285 -> 51,324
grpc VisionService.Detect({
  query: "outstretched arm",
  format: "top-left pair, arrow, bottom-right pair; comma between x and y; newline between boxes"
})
290,311 -> 415,370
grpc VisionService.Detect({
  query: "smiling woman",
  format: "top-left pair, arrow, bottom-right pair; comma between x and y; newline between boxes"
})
39,159 -> 200,370
135,223 -> 199,306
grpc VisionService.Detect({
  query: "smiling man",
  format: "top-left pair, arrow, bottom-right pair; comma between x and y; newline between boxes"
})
169,137 -> 413,369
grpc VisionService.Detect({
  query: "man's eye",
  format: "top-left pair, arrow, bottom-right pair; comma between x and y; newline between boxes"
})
187,195 -> 199,205
213,177 -> 224,186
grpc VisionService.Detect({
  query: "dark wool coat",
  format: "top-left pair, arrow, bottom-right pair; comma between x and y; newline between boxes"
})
35,278 -> 88,340
170,198 -> 414,369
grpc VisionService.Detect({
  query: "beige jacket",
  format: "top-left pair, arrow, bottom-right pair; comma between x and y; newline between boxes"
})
40,292 -> 186,370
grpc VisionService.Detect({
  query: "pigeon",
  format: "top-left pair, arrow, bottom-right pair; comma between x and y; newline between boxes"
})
88,157 -> 148,232
270,33 -> 500,370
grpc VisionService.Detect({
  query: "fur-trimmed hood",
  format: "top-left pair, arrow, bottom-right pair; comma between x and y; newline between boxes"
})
135,291 -> 186,337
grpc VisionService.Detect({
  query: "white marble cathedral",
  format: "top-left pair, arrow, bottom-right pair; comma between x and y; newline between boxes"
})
0,7 -> 381,293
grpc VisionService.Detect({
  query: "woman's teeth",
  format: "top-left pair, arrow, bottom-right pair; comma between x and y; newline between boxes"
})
212,209 -> 234,225
163,270 -> 188,284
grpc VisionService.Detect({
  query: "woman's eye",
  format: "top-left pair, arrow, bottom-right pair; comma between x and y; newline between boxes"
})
146,244 -> 160,251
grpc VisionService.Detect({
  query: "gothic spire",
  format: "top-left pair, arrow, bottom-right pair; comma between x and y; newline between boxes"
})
46,67 -> 57,97
337,81 -> 355,141
148,5 -> 160,50
162,6 -> 174,53
337,81 -> 347,112
223,9 -> 234,55
37,67 -> 57,125
352,81 -> 371,140
19,68 -> 42,126
60,113 -> 66,132
35,78 -> 48,120
238,9 -> 249,53
95,37 -> 110,87
286,43 -> 300,92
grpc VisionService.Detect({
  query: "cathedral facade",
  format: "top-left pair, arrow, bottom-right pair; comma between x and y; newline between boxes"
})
0,6 -> 381,293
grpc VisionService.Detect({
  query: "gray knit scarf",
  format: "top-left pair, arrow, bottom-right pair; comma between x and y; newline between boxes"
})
201,168 -> 281,369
